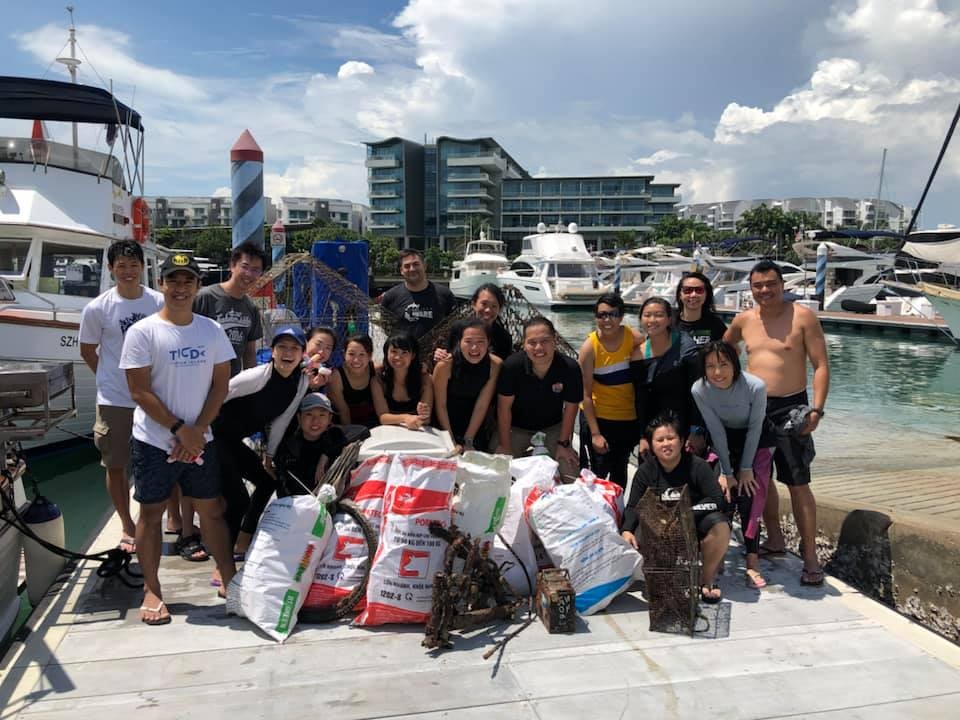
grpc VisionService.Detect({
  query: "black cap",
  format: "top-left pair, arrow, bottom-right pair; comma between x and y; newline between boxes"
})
160,253 -> 202,279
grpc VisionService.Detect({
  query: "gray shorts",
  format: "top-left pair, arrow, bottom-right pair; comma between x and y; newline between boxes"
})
130,438 -> 222,505
93,405 -> 134,468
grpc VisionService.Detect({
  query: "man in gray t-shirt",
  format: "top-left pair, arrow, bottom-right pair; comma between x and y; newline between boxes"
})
193,241 -> 266,376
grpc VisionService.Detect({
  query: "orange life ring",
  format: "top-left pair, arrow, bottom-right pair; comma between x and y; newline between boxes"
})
131,198 -> 150,243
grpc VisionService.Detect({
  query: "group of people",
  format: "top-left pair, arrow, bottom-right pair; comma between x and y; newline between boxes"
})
80,239 -> 828,624
376,250 -> 830,605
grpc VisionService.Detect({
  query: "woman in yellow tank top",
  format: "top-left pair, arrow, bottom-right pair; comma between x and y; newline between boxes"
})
578,293 -> 644,488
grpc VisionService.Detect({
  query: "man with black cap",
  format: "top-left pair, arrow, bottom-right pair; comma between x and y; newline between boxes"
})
213,325 -> 313,560
120,253 -> 237,625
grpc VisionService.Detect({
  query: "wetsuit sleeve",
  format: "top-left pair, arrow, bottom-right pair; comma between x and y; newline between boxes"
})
621,461 -> 654,533
630,359 -> 651,430
692,382 -> 734,476
739,376 -> 768,471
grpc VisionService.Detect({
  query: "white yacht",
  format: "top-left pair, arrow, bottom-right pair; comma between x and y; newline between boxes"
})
448,231 -> 508,299
496,223 -> 607,307
0,49 -> 163,445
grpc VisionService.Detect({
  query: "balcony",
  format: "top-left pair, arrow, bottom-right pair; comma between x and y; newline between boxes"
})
649,195 -> 680,204
370,206 -> 401,215
446,206 -> 493,215
369,175 -> 402,184
446,152 -> 506,172
369,190 -> 399,199
447,189 -> 492,200
370,221 -> 401,230
365,156 -> 399,169
447,171 -> 494,185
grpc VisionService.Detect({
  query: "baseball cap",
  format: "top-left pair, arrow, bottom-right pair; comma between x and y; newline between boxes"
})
271,325 -> 307,349
299,392 -> 332,413
160,253 -> 202,279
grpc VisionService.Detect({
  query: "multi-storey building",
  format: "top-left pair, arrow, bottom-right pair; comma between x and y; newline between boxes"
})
148,195 -> 369,233
365,136 -> 680,253
677,197 -> 913,233
500,176 -> 680,251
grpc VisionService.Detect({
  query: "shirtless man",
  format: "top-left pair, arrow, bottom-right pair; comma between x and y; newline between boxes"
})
724,260 -> 830,585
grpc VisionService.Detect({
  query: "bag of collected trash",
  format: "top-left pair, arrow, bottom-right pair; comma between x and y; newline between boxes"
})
490,455 -> 558,596
226,487 -> 334,642
525,480 -> 641,616
353,455 -> 457,626
302,456 -> 389,612
450,451 -> 511,552
576,468 -> 625,527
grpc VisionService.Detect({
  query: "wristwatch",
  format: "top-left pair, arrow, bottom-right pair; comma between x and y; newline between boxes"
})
810,407 -> 825,416
170,418 -> 185,435
557,439 -> 572,448
463,437 -> 474,449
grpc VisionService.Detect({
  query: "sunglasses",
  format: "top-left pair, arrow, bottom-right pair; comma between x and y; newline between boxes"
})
595,311 -> 622,320
681,286 -> 706,295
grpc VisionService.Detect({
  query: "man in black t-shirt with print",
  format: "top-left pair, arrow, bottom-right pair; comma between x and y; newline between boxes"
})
380,249 -> 455,339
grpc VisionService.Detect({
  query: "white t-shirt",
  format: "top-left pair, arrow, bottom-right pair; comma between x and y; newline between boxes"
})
119,313 -> 235,451
79,286 -> 164,407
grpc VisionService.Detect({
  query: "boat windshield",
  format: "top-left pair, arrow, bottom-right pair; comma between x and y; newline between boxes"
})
38,242 -> 103,298
1,137 -> 126,188
551,263 -> 592,279
0,239 -> 31,277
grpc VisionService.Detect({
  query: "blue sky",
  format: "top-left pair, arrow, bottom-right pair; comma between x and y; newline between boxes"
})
4,0 -> 960,227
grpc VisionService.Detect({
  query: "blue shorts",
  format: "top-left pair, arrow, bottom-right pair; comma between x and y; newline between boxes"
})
130,438 -> 222,505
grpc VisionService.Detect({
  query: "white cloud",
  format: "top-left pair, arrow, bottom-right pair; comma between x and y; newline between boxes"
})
631,150 -> 690,167
337,61 -> 375,80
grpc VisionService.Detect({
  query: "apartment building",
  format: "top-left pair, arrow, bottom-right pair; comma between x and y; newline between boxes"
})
148,195 -> 369,233
365,136 -> 680,252
677,197 -> 914,233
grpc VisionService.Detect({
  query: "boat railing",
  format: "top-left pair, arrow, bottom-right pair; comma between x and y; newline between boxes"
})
0,136 -> 125,188
0,287 -> 63,323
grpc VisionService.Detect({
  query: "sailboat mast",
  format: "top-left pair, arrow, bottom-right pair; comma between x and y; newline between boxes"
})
873,147 -> 887,231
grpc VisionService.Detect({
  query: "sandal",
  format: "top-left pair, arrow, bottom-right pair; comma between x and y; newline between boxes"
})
801,567 -> 825,586
174,534 -> 209,562
745,570 -> 767,589
139,600 -> 171,625
701,584 -> 722,604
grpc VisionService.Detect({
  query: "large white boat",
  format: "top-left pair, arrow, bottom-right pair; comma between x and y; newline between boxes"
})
0,43 -> 162,446
496,223 -> 607,307
448,231 -> 508,299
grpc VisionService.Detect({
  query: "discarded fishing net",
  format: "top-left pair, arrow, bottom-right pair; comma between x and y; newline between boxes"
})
637,485 -> 700,636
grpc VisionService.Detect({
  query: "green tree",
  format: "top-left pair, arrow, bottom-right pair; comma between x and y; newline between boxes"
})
194,227 -> 232,264
153,226 -> 179,248
424,245 -> 455,274
612,229 -> 639,249
367,235 -> 401,275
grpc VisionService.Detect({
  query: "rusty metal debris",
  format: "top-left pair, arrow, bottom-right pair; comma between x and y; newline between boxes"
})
637,485 -> 701,636
423,523 -> 523,651
535,568 -> 576,634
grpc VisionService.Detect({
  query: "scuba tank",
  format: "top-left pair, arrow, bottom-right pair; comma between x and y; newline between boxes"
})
21,496 -> 66,606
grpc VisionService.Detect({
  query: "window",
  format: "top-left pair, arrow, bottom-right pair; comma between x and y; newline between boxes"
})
38,242 -> 103,298
503,200 -> 522,211
561,181 -> 580,196
603,198 -> 623,211
522,200 -> 540,211
551,263 -> 590,278
622,180 -> 646,195
0,239 -> 32,276
581,198 -> 600,210
602,181 -> 622,195
540,181 -> 561,196
581,181 -> 601,196
541,199 -> 561,211
561,199 -> 580,211
511,261 -> 535,277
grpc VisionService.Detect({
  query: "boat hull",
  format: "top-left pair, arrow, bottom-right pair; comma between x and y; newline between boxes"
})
921,283 -> 960,343
449,272 -> 501,300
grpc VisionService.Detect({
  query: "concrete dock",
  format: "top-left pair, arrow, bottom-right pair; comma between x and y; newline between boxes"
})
4,486 -> 960,719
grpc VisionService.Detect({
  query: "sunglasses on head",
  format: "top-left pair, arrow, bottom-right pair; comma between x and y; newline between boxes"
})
595,311 -> 621,320
681,286 -> 706,295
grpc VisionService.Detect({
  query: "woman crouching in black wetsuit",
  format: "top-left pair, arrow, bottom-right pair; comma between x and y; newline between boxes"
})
620,413 -> 731,604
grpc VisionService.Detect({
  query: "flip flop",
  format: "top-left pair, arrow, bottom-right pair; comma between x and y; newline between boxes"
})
118,536 -> 137,554
701,584 -> 722,604
174,534 -> 209,562
745,571 -> 767,589
801,568 -> 825,586
139,601 -> 171,626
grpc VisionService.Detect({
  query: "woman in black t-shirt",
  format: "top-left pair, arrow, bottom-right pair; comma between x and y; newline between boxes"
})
433,318 -> 502,452
675,271 -> 727,346
621,413 -> 731,604
375,332 -> 434,430
327,334 -> 384,429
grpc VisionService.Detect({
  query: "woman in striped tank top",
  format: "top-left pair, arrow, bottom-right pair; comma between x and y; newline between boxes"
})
578,293 -> 643,488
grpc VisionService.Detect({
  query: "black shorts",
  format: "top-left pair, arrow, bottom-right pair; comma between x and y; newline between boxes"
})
766,391 -> 816,487
695,510 -> 730,540
130,438 -> 222,504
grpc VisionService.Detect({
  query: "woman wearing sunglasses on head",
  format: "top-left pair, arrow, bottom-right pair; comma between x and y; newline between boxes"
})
675,272 -> 727,346
578,293 -> 643,488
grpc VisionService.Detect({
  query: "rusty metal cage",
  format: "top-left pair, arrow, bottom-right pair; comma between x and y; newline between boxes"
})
637,486 -> 701,635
